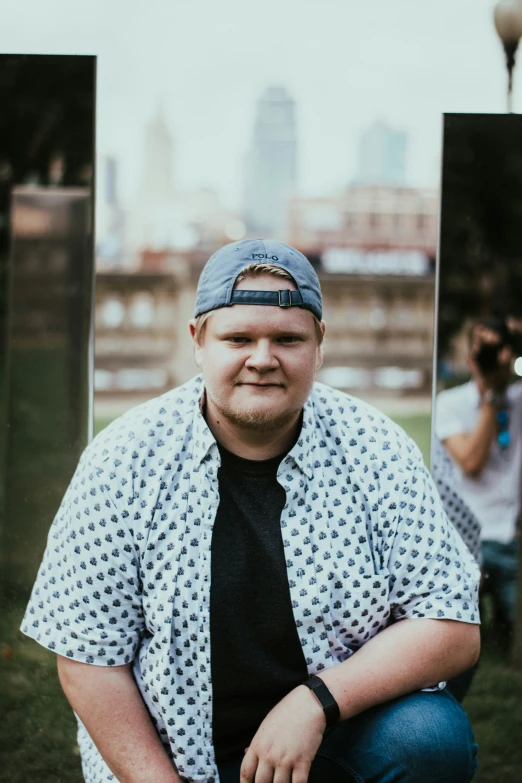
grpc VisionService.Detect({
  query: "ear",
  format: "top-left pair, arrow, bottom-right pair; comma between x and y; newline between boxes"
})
316,320 -> 326,371
189,319 -> 203,368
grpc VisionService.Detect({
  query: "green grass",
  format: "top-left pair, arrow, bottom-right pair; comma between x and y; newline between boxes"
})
464,620 -> 522,783
0,595 -> 83,783
1,412 -> 521,781
1,346 -> 86,592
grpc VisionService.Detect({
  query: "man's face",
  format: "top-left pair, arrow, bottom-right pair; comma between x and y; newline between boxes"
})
190,274 -> 325,432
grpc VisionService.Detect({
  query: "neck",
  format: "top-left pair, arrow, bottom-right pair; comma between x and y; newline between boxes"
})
203,396 -> 302,460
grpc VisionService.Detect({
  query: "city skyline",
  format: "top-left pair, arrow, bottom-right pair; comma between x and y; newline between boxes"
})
102,100 -> 413,214
0,0 -> 515,211
96,97 -> 432,259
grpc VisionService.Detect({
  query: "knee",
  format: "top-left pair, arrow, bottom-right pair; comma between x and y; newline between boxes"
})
381,692 -> 478,783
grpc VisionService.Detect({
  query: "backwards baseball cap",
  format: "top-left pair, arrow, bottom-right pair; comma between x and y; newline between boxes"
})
194,238 -> 322,320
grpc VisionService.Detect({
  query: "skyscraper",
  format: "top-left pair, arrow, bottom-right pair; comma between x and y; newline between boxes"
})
244,86 -> 297,239
139,108 -> 174,205
356,121 -> 407,187
96,154 -> 125,266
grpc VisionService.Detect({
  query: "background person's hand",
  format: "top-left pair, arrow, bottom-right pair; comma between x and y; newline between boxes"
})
469,324 -> 513,395
240,684 -> 326,783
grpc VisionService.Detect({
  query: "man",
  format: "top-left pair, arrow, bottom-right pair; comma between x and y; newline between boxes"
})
23,239 -> 480,783
435,318 -> 522,634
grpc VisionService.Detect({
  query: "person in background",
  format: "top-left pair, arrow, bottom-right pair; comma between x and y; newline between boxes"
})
435,318 -> 522,636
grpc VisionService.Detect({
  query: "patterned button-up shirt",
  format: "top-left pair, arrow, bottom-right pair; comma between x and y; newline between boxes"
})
22,376 -> 480,783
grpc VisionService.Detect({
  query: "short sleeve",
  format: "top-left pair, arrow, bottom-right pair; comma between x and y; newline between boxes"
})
434,389 -> 468,441
21,451 -> 145,666
385,455 -> 480,625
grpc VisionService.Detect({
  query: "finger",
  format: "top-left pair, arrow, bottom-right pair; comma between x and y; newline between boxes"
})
292,762 -> 311,783
254,759 -> 276,783
273,765 -> 293,783
499,346 -> 514,364
240,751 -> 258,783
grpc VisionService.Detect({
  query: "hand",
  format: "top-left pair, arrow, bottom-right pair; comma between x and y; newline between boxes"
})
470,324 -> 513,394
240,685 -> 326,783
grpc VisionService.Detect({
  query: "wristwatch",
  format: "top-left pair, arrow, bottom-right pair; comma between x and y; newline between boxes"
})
302,675 -> 340,726
481,389 -> 506,409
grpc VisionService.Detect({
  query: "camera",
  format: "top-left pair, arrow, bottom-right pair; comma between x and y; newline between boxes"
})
474,317 -> 522,374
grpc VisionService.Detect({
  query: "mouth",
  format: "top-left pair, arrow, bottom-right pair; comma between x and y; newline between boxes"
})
237,382 -> 284,388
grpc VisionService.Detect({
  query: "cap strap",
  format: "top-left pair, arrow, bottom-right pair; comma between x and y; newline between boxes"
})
230,289 -> 304,308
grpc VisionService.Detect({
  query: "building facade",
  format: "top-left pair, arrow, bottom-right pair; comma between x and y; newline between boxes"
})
288,186 -> 437,257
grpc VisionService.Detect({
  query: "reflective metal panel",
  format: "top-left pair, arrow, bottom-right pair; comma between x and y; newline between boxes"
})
433,114 -> 522,666
0,55 -> 95,595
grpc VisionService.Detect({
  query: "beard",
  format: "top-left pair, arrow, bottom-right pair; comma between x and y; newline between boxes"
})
207,388 -> 301,432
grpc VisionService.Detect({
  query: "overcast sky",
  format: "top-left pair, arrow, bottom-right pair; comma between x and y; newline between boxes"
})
0,0 -> 517,209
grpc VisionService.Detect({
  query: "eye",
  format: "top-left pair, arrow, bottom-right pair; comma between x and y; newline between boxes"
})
278,335 -> 301,343
227,336 -> 250,343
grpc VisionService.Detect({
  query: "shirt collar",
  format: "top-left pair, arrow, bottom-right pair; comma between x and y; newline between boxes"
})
190,376 -> 219,466
190,375 -> 316,479
283,395 -> 315,480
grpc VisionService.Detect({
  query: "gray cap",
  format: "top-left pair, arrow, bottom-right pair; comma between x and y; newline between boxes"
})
194,238 -> 322,320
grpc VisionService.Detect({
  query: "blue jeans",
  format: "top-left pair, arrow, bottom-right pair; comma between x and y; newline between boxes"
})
216,689 -> 478,783
481,539 -> 519,627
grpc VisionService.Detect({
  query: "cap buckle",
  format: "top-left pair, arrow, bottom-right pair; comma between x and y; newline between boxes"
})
278,289 -> 292,307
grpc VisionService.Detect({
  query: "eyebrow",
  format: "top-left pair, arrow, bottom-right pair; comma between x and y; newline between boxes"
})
214,325 -> 311,338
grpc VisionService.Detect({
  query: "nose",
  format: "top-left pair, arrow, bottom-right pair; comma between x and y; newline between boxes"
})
244,339 -> 280,372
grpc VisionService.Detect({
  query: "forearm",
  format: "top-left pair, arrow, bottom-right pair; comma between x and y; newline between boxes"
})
444,403 -> 496,476
316,618 -> 480,721
57,656 -> 182,783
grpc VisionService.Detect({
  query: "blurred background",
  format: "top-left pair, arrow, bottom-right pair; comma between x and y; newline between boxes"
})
2,2 -> 522,782
93,91 -> 437,422
436,114 -> 522,388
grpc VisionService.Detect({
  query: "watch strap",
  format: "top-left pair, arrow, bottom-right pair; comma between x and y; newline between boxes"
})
302,675 -> 340,726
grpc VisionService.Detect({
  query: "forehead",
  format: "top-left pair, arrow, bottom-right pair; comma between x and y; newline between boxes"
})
204,271 -> 315,335
207,302 -> 316,335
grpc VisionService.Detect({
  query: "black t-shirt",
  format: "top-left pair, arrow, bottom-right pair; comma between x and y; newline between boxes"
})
210,443 -> 309,763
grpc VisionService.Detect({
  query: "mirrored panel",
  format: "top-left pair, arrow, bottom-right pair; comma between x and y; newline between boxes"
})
433,114 -> 522,670
0,54 -> 96,596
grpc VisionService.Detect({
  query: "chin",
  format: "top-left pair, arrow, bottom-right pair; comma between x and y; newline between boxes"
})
224,403 -> 297,431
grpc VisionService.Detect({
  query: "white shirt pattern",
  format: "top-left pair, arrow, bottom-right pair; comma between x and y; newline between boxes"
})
22,376 -> 480,783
